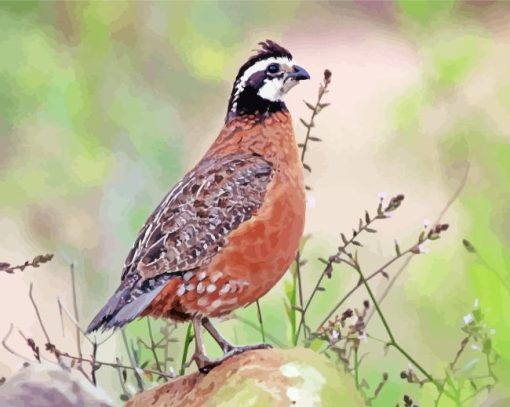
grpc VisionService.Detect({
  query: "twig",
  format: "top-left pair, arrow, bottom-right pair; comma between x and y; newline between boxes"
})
91,342 -> 99,386
449,336 -> 470,371
294,252 -> 306,345
299,69 -> 332,170
146,318 -> 166,381
121,329 -> 144,392
0,254 -> 53,274
57,298 -> 93,344
366,163 -> 470,325
316,238 -> 416,331
300,196 -> 399,339
2,324 -> 31,362
115,357 -> 132,401
53,350 -> 175,380
352,258 -> 455,400
28,283 -> 64,365
292,72 -> 332,344
464,240 -> 510,296
354,347 -> 360,390
69,263 -> 83,363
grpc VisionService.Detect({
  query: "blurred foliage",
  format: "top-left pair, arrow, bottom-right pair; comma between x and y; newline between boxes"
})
1,0 -> 510,406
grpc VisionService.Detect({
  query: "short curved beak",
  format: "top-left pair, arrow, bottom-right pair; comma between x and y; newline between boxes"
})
288,65 -> 310,81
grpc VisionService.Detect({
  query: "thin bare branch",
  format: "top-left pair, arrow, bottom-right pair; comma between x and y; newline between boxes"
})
2,324 -> 31,362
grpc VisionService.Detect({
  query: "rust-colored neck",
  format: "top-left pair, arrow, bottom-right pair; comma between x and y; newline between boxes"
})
205,111 -> 296,165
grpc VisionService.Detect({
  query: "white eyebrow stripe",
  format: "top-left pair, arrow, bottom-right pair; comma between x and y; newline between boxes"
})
231,56 -> 292,111
237,57 -> 292,88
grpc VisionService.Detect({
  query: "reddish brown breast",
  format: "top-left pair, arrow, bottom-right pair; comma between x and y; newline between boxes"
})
145,111 -> 305,319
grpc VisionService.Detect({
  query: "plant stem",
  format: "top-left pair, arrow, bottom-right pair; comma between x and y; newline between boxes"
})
300,74 -> 330,165
121,329 -> 144,392
316,248 -> 415,332
297,210 -> 383,341
146,318 -> 165,380
354,347 -> 360,390
352,259 -> 456,400
179,323 -> 193,376
255,300 -> 266,343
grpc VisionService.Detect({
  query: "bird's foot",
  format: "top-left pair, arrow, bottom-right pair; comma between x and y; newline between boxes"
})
194,343 -> 272,374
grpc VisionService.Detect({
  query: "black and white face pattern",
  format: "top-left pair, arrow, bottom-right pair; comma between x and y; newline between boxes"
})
228,56 -> 310,119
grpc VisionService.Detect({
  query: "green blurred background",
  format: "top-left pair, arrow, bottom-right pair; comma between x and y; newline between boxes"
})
1,1 -> 509,405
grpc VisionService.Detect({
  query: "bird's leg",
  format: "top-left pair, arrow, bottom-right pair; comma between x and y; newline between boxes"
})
203,317 -> 272,354
202,317 -> 234,352
191,316 -> 216,373
193,316 -> 273,374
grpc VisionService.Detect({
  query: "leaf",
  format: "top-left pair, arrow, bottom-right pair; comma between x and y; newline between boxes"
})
395,241 -> 401,256
341,233 -> 348,245
316,286 -> 326,291
325,263 -> 333,278
365,228 -> 377,233
300,118 -> 312,128
304,101 -> 315,110
462,239 -> 477,253
365,211 -> 370,224
309,136 -> 322,142
418,231 -> 426,243
303,163 -> 312,172
352,241 -> 362,247
318,102 -> 331,109
0,262 -> 10,270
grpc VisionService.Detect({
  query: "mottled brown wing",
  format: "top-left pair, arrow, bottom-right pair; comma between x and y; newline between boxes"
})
124,151 -> 273,280
86,152 -> 273,332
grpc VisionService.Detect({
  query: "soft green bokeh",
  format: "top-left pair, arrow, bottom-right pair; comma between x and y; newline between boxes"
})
1,1 -> 509,406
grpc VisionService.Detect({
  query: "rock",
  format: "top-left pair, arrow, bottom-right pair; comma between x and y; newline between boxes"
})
126,347 -> 364,407
0,362 -> 113,407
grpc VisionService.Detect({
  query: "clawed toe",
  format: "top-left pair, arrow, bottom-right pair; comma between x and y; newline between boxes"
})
196,343 -> 272,374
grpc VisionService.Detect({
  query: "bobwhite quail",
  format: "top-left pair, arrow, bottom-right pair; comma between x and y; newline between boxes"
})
87,40 -> 310,372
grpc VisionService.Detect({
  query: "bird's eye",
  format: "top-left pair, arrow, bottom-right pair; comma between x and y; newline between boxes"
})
267,63 -> 280,74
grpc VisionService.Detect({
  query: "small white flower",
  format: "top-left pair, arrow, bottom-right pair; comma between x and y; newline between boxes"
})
359,331 -> 368,343
471,344 -> 481,352
490,328 -> 496,336
329,330 -> 339,344
423,219 -> 431,229
418,242 -> 430,254
473,298 -> 480,309
378,192 -> 387,202
306,195 -> 316,209
168,367 -> 175,377
408,363 -> 414,371
463,313 -> 474,325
